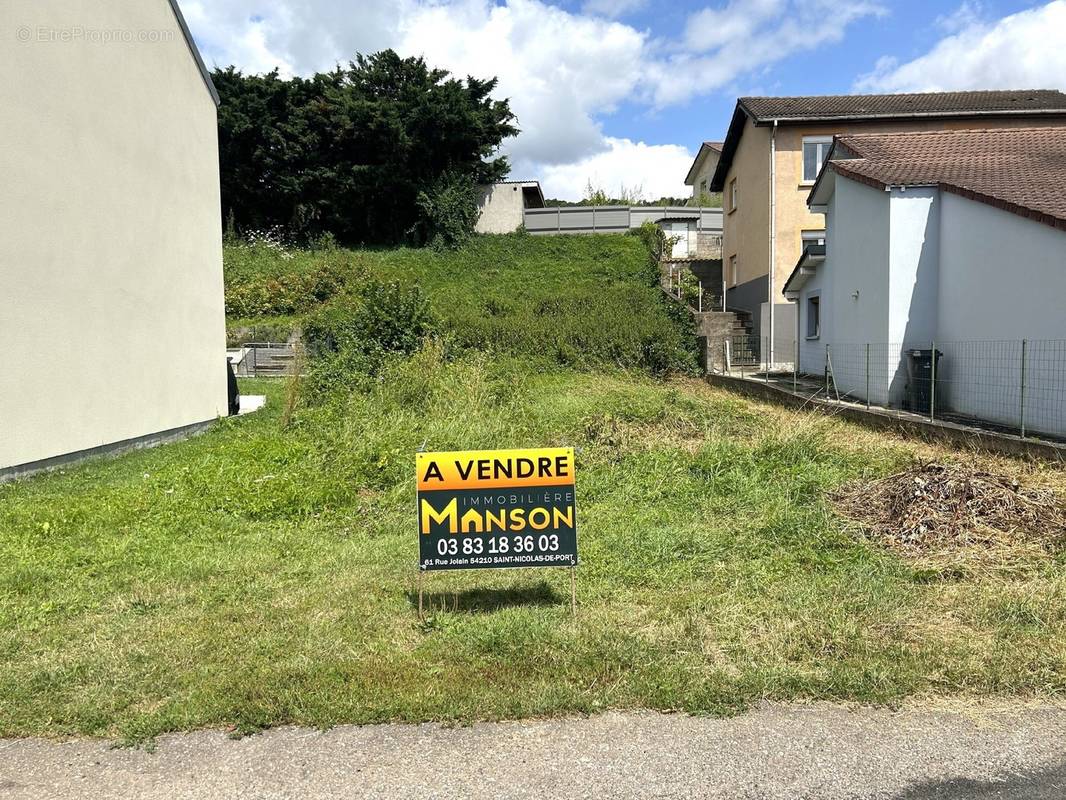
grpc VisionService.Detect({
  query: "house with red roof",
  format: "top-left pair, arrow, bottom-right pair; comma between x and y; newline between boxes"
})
783,127 -> 1066,438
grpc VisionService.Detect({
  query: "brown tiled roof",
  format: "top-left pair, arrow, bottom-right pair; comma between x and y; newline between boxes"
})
823,127 -> 1066,231
703,141 -> 723,151
740,90 -> 1066,122
710,89 -> 1066,191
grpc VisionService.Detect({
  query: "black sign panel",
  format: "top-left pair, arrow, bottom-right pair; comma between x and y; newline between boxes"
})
417,448 -> 577,571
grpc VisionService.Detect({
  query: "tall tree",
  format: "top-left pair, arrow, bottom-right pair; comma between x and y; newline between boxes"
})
214,51 -> 517,247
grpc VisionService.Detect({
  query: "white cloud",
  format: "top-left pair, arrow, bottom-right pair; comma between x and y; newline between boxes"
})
934,1 -> 985,33
857,1 -> 1066,93
394,0 -> 647,166
180,0 -> 878,202
534,137 -> 694,200
648,0 -> 886,106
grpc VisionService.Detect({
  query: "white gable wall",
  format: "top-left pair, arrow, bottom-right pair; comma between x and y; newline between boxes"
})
0,0 -> 226,472
938,192 -> 1066,341
936,191 -> 1066,436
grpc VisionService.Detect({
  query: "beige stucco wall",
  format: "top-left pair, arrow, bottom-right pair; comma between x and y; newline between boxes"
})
688,151 -> 720,201
0,0 -> 226,471
720,122 -> 771,291
475,183 -> 528,233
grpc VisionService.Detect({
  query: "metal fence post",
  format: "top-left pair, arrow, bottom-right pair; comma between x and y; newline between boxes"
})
698,280 -> 703,313
824,344 -> 830,399
725,338 -> 731,374
764,336 -> 769,383
865,343 -> 871,410
1019,338 -> 1028,438
929,340 -> 937,422
793,339 -> 798,393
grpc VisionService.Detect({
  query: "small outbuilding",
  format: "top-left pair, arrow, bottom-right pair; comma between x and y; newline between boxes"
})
1,0 -> 227,478
474,180 -> 546,233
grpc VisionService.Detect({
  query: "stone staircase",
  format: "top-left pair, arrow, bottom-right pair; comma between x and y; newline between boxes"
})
232,344 -> 298,377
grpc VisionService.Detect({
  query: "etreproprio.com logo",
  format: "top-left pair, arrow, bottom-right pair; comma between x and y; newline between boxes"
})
16,25 -> 175,44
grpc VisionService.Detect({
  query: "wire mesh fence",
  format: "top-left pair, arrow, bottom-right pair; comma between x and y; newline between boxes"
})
720,335 -> 1066,442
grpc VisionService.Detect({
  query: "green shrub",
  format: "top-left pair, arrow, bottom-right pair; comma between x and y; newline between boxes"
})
627,221 -> 669,282
304,279 -> 435,357
225,260 -> 350,318
414,171 -> 480,250
303,279 -> 438,397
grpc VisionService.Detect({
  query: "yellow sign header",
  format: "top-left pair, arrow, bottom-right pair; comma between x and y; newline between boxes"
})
417,447 -> 575,492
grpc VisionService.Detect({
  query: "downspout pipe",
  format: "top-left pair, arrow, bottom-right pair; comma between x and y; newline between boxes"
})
768,119 -> 778,368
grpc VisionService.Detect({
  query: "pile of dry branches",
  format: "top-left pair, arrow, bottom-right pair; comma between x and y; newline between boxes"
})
832,461 -> 1065,553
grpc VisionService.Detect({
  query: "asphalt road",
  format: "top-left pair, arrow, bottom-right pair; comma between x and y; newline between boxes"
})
2,703 -> 1065,799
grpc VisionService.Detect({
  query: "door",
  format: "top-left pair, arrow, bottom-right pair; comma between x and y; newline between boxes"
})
669,222 -> 690,258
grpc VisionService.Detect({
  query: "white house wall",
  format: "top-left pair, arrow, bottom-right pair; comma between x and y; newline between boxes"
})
0,0 -> 226,472
798,177 -> 892,403
936,192 -> 1066,437
882,187 -> 941,406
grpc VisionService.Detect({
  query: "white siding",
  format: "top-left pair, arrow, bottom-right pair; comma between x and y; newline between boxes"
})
883,187 -> 940,406
799,177 -> 892,402
936,192 -> 1066,437
0,0 -> 226,472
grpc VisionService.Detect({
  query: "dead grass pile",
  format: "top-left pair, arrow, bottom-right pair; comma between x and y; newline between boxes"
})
833,461 -> 1066,554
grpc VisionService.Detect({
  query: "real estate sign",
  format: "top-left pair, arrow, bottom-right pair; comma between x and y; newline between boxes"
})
417,447 -> 578,571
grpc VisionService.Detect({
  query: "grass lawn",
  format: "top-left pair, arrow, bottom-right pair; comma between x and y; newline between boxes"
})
2,234 -> 1064,742
223,233 -> 696,371
1,362 -> 1064,742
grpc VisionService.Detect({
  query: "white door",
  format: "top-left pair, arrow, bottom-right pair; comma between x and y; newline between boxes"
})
669,222 -> 690,258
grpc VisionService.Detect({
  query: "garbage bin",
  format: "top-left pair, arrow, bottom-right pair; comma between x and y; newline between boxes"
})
226,358 -> 241,416
905,348 -> 942,413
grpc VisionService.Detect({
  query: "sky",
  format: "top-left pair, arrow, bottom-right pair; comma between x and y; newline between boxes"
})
182,0 -> 1066,200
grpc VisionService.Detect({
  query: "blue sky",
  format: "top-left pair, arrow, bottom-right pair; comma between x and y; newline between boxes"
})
593,0 -> 1039,147
182,0 -> 1066,199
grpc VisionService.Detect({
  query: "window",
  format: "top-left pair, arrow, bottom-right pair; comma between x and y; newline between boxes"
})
806,293 -> 820,339
801,229 -> 826,251
729,254 -> 738,286
729,177 -> 738,211
699,179 -> 707,195
802,136 -> 834,183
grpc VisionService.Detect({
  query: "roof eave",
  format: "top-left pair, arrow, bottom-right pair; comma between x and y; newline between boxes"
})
167,0 -> 220,107
748,108 -> 1066,126
782,257 -> 823,298
708,105 -> 752,192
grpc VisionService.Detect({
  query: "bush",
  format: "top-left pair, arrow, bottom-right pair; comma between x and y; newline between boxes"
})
225,263 -> 346,318
304,279 -> 435,357
414,172 -> 481,250
303,279 -> 439,397
627,221 -> 669,284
